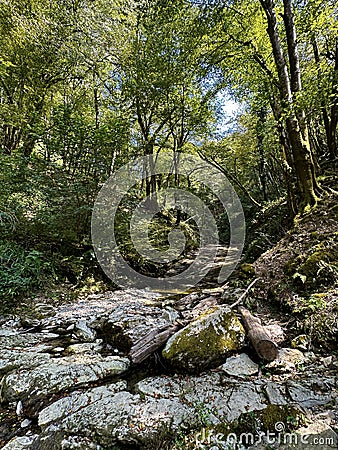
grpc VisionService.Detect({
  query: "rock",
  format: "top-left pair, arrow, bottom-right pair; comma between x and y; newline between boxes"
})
16,400 -> 23,416
34,373 -> 268,449
291,334 -> 309,351
0,333 -> 58,352
20,419 -> 31,428
0,355 -> 129,404
0,350 -> 51,376
162,306 -> 245,372
73,320 -> 96,342
247,420 -> 337,449
265,348 -> 306,373
51,347 -> 64,353
0,329 -> 18,337
264,381 -> 288,405
40,331 -> 59,338
136,373 -> 267,423
65,342 -> 103,355
39,381 -> 127,427
1,435 -> 38,449
99,300 -> 178,352
35,303 -> 56,317
265,324 -> 285,344
12,368 -> 336,450
293,421 -> 338,449
58,435 -> 102,449
286,377 -> 335,407
321,356 -> 334,367
35,391 -> 194,449
161,307 -> 180,323
20,318 -> 41,328
220,353 -> 259,377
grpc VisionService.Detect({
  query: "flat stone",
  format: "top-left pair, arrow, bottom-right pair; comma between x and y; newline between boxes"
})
65,342 -> 103,355
39,381 -> 127,427
264,381 -> 288,405
0,350 -> 51,376
0,355 -> 129,404
287,377 -> 335,407
0,333 -> 58,351
32,373 -> 268,449
20,419 -> 31,428
51,347 -> 64,353
102,301 -> 177,352
35,391 -> 195,449
266,348 -> 306,373
0,329 -> 19,337
220,353 -> 259,377
137,373 -> 267,424
35,304 -> 56,317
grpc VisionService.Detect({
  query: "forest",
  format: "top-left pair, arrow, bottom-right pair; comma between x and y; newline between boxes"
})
0,0 -> 337,304
0,1 -> 338,449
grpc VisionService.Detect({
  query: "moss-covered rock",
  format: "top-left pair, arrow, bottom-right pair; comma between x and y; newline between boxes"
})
162,306 -> 245,373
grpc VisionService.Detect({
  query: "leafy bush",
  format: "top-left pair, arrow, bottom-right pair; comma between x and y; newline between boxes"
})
0,241 -> 53,310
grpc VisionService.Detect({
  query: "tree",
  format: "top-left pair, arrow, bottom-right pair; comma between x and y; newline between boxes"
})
119,0 -> 218,203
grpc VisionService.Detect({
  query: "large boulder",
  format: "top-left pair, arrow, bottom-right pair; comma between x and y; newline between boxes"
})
162,306 -> 245,372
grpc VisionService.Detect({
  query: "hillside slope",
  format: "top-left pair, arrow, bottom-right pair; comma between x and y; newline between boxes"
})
253,194 -> 338,351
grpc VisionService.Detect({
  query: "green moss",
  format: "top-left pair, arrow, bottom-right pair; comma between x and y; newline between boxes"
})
162,307 -> 245,372
259,405 -> 304,431
239,263 -> 255,279
283,239 -> 338,291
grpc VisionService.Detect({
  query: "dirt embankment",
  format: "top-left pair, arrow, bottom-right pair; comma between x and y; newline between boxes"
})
253,194 -> 338,351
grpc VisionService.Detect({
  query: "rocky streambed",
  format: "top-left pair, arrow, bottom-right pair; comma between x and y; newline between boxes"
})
0,288 -> 337,450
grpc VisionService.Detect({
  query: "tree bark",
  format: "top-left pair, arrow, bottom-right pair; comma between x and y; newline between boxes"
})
260,0 -> 319,209
328,39 -> 338,160
256,107 -> 268,201
129,323 -> 181,365
238,306 -> 278,362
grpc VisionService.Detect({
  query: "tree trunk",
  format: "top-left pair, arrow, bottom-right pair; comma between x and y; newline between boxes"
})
256,107 -> 268,201
312,37 -> 331,158
129,323 -> 181,365
269,96 -> 297,216
328,39 -> 338,160
260,0 -> 319,209
238,306 -> 278,362
2,125 -> 21,155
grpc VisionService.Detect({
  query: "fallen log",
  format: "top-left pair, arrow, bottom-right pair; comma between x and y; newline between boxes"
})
129,322 -> 182,365
238,306 -> 278,362
130,297 -> 217,365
